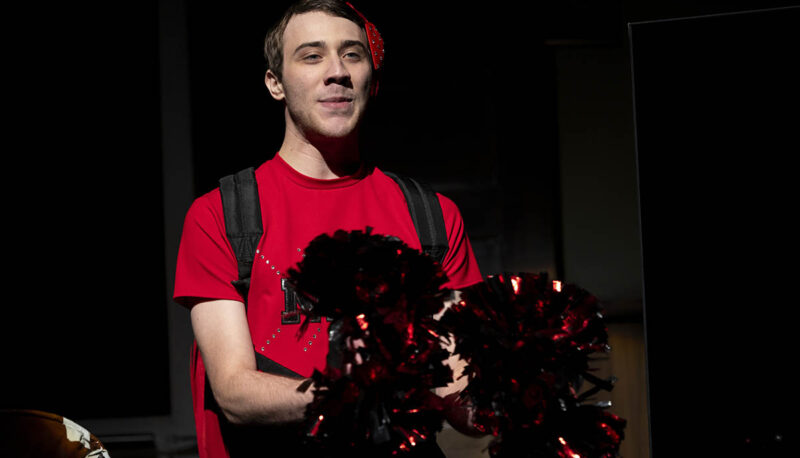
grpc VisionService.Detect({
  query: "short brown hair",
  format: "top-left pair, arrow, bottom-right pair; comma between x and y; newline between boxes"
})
264,0 -> 366,81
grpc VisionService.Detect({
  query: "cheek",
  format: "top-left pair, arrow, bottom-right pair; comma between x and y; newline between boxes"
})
363,68 -> 374,88
346,62 -> 372,89
282,69 -> 316,95
355,72 -> 372,104
282,81 -> 314,110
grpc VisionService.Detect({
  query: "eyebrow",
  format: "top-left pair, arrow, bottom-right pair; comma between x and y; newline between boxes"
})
293,40 -> 368,56
340,40 -> 368,54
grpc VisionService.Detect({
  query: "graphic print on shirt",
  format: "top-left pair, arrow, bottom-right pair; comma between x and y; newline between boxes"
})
280,278 -> 324,324
261,245 -> 332,326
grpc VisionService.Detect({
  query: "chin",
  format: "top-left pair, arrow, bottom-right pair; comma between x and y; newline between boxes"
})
316,118 -> 360,139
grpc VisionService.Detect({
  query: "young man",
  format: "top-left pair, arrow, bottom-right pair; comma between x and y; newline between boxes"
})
174,1 -> 483,456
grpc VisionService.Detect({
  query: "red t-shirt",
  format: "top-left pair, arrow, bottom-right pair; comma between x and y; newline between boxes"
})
173,155 -> 483,457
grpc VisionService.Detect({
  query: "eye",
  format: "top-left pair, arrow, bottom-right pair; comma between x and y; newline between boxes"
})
343,50 -> 364,61
303,53 -> 322,62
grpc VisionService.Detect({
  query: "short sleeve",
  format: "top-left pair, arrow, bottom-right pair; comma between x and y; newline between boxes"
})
173,191 -> 244,307
437,194 -> 483,290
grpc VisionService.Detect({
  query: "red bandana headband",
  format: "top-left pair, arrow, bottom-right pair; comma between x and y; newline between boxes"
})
346,2 -> 384,71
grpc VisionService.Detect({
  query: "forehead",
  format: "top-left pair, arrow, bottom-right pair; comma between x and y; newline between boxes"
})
283,11 -> 367,52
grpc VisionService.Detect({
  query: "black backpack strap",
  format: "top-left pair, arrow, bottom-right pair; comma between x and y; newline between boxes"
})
218,168 -> 306,380
219,167 -> 263,300
384,172 -> 449,264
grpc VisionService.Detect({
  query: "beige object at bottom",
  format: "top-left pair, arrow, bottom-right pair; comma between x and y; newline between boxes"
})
0,409 -> 110,458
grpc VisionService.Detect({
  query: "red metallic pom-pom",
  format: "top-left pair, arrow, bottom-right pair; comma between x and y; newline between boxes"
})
286,228 -> 453,456
440,273 -> 627,458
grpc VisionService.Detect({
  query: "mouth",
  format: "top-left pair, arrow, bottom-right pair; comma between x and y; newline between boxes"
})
319,96 -> 354,110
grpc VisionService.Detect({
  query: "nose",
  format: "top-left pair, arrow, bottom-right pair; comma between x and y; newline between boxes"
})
324,56 -> 352,87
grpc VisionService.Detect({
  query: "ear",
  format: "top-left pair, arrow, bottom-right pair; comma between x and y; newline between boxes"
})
265,69 -> 285,101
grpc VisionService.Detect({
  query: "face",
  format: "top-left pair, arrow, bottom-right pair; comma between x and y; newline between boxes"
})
266,11 -> 373,142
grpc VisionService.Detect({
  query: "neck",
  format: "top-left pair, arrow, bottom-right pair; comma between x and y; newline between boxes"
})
278,124 -> 362,180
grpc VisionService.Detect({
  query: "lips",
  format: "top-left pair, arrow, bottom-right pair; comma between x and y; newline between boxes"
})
319,96 -> 354,110
319,96 -> 352,103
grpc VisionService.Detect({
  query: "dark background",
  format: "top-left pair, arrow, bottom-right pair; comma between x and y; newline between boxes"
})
3,1 -> 798,456
5,1 -> 168,419
631,7 -> 798,456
